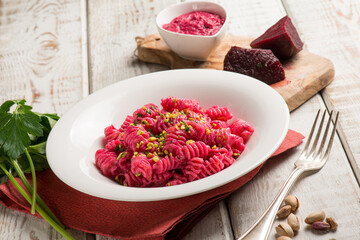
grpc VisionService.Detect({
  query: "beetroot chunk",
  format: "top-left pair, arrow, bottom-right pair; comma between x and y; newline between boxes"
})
223,46 -> 285,85
250,16 -> 303,59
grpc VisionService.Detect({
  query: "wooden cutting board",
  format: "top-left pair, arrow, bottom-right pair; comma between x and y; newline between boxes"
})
135,34 -> 335,112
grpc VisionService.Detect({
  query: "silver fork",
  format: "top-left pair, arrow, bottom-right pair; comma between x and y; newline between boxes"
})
238,109 -> 339,240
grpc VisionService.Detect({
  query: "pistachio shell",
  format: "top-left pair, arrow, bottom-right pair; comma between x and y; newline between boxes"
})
287,213 -> 300,231
305,210 -> 325,224
277,205 -> 292,219
326,217 -> 338,230
284,195 -> 299,212
277,236 -> 292,240
275,222 -> 294,237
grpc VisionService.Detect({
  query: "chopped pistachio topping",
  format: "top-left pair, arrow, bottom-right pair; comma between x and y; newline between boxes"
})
146,142 -> 154,150
149,137 -> 157,142
153,155 -> 159,162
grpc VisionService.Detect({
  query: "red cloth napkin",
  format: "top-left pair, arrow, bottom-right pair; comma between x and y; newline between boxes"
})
0,129 -> 303,240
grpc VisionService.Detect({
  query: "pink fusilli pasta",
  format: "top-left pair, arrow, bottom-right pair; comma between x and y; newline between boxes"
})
205,106 -> 233,121
95,96 -> 254,187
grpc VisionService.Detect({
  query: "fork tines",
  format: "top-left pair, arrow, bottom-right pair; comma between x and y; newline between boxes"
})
304,109 -> 339,160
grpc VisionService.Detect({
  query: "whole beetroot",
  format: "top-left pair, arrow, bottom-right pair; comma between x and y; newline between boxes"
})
250,16 -> 304,59
223,46 -> 285,85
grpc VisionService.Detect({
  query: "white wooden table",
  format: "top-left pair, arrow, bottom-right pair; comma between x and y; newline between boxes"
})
1,0 -> 360,239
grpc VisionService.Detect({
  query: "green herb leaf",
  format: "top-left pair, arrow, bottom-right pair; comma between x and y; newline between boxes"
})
28,142 -> 47,155
0,101 -> 43,159
0,100 -> 16,113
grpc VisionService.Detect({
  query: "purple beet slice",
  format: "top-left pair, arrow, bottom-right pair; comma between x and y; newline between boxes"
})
250,16 -> 304,59
223,46 -> 285,85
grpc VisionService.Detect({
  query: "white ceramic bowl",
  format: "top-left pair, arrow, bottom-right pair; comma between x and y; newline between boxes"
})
47,69 -> 289,202
156,1 -> 227,61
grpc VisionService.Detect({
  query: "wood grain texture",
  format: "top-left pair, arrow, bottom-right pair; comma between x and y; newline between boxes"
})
0,0 -> 87,115
228,96 -> 360,239
88,0 -> 176,92
0,206 -> 89,240
183,202 -> 234,240
0,0 -> 89,239
137,34 -> 334,112
283,0 -> 360,191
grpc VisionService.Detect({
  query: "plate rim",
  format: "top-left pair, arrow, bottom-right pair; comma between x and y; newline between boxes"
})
47,69 -> 290,202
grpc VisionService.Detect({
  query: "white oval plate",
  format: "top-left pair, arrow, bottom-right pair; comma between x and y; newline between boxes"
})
47,69 -> 289,202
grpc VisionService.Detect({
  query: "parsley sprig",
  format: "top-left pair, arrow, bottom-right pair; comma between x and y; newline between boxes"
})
0,100 -> 74,239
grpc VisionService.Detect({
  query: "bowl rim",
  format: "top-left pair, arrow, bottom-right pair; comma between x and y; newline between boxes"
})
47,69 -> 290,202
156,1 -> 228,38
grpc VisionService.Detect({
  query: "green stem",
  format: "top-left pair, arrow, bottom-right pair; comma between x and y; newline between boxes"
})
24,149 -> 36,215
0,164 -> 75,240
10,158 -> 64,227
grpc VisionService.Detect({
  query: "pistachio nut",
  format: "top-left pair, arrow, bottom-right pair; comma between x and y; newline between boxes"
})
287,213 -> 300,231
277,236 -> 292,240
275,222 -> 294,237
312,221 -> 330,231
277,205 -> 292,219
284,195 -> 299,212
326,217 -> 338,230
304,210 -> 325,224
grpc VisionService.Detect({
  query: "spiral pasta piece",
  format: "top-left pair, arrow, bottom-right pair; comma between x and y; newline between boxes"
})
181,141 -> 209,161
122,125 -> 150,152
95,149 -> 123,178
119,115 -> 134,132
104,125 -> 120,142
131,154 -> 153,180
205,106 -> 233,121
203,128 -> 231,148
229,119 -> 254,143
153,155 -> 182,174
198,153 -> 226,179
184,157 -> 204,182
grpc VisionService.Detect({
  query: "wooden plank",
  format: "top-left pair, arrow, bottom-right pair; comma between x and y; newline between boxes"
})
183,201 -> 234,240
0,0 -> 89,239
0,0 -> 88,115
0,207 -> 89,240
282,0 -> 360,189
228,96 -> 360,239
88,0 -> 176,93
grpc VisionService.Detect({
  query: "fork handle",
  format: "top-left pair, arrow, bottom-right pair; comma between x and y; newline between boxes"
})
237,167 -> 304,240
